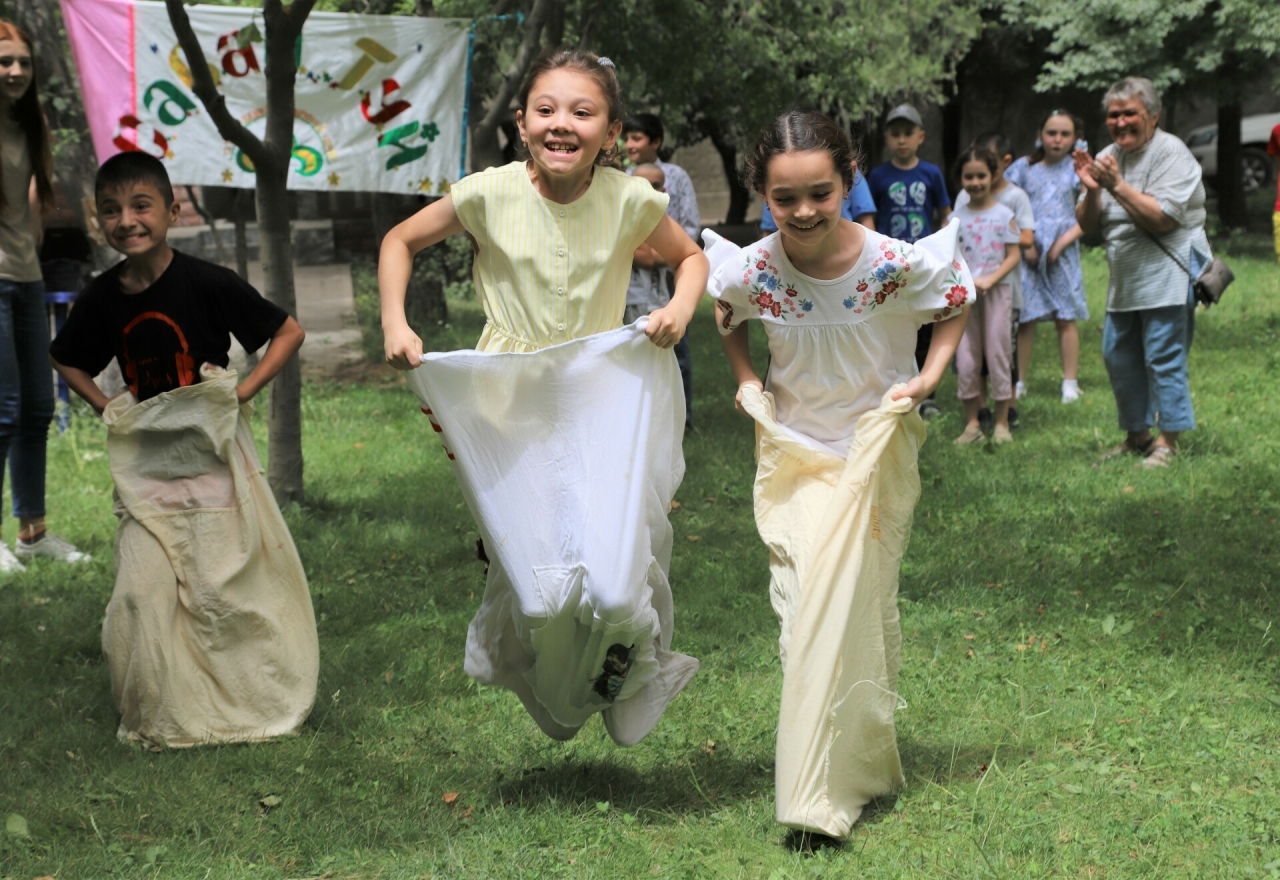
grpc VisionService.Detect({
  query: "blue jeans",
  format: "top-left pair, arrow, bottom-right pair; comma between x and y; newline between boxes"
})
1102,289 -> 1196,434
0,279 -> 54,518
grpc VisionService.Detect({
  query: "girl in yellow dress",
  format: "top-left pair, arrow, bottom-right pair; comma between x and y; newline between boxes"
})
380,48 -> 707,358
379,48 -> 709,745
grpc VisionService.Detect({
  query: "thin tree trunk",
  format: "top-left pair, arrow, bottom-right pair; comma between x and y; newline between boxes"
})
705,122 -> 749,225
1216,98 -> 1246,230
185,185 -> 229,265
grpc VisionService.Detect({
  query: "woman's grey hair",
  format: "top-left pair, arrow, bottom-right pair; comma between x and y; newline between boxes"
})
1102,77 -> 1161,116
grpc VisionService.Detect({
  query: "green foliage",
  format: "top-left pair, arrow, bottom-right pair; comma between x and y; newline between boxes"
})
1002,0 -> 1280,96
596,0 -> 984,149
2,241 -> 1280,876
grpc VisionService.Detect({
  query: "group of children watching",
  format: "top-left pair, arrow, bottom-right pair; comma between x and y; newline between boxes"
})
42,43 -> 1096,843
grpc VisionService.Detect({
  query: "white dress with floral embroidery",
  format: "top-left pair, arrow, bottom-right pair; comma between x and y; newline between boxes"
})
709,223 -> 972,457
706,222 -> 973,838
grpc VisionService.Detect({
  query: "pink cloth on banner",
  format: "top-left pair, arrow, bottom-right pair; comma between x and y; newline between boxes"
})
60,0 -> 136,164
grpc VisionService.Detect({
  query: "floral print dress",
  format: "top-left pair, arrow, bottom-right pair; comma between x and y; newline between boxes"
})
709,224 -> 972,457
1006,156 -> 1089,322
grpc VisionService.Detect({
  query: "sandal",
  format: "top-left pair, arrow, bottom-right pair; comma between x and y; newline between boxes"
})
1140,445 -> 1176,469
954,425 -> 985,445
1099,436 -> 1153,462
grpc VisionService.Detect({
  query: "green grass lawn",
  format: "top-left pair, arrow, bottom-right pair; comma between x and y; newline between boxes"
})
2,246 -> 1279,878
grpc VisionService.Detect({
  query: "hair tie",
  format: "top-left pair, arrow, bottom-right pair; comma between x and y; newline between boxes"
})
597,56 -> 615,69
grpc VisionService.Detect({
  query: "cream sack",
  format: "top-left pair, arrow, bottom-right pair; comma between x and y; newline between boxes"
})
102,367 -> 319,748
406,322 -> 699,746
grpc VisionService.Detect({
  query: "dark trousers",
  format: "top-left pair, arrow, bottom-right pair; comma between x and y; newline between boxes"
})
0,279 -> 53,518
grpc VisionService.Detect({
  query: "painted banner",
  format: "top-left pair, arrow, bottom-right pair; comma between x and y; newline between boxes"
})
61,0 -> 469,194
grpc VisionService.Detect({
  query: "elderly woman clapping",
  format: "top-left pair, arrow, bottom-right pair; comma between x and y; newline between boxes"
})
1075,76 -> 1209,468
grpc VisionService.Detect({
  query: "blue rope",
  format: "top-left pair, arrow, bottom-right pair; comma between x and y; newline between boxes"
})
461,13 -> 525,180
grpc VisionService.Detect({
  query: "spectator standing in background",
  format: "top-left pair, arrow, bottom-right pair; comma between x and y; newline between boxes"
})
868,104 -> 951,419
0,20 -> 88,574
623,113 -> 697,431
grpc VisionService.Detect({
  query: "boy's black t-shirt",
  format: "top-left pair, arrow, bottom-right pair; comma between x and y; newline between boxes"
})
50,250 -> 289,402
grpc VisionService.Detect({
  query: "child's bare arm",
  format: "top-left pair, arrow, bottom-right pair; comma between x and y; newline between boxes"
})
379,195 -> 466,370
975,243 -> 1020,293
717,316 -> 761,416
633,242 -> 666,269
50,358 -> 112,415
236,316 -> 305,404
891,307 -> 968,407
1047,223 -> 1084,262
643,215 -> 709,349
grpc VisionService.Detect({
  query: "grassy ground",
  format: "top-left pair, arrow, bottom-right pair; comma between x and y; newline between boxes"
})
2,245 -> 1279,878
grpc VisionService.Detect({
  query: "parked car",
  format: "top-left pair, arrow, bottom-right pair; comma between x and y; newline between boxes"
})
1184,112 -> 1280,193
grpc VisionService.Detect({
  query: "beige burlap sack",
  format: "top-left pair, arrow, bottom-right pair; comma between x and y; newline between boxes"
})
742,384 -> 923,839
102,366 -> 318,747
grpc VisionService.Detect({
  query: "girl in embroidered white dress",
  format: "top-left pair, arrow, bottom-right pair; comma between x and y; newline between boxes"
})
706,111 -> 972,846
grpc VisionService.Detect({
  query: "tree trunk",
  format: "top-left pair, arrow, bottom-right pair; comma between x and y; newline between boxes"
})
705,122 -> 749,225
162,0 -> 313,504
1216,99 -> 1246,230
258,5 -> 306,504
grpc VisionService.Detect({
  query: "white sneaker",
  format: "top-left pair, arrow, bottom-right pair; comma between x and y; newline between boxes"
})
1015,381 -> 1027,400
1061,381 -> 1081,404
14,532 -> 91,564
0,542 -> 26,574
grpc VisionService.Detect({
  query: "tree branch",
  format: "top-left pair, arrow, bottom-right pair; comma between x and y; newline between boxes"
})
163,0 -> 264,163
475,0 -> 557,137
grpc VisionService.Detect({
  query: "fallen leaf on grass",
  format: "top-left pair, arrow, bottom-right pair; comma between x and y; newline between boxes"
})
702,739 -> 717,755
442,792 -> 459,804
966,649 -> 974,658
686,535 -> 701,542
1122,485 -> 1135,494
5,813 -> 29,836
963,634 -> 975,641
669,500 -> 682,510
353,442 -> 365,449
258,795 -> 281,810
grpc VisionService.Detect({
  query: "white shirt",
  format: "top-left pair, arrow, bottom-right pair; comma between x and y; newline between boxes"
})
955,182 -> 1034,310
707,224 -> 974,457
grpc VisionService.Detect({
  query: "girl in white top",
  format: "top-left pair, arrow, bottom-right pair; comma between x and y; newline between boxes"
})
713,112 -> 970,457
708,111 -> 971,844
951,146 -> 1022,445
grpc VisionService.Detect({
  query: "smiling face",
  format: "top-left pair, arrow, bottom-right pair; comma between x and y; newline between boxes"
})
97,181 -> 179,260
764,150 -> 846,246
516,68 -> 622,181
1040,114 -> 1077,161
1105,97 -> 1158,153
961,159 -> 993,203
624,131 -> 660,166
0,38 -> 33,106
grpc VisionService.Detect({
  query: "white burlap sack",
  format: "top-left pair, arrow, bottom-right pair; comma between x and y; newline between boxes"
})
407,322 -> 698,746
102,366 -> 318,747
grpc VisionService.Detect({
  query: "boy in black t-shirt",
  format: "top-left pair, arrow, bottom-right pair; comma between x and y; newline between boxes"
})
49,153 -> 318,748
51,153 -> 304,407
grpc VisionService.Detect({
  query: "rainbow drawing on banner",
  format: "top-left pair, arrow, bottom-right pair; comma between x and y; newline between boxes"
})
61,0 -> 469,193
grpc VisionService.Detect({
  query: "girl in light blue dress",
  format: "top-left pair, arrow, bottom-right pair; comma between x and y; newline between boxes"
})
1006,111 -> 1088,403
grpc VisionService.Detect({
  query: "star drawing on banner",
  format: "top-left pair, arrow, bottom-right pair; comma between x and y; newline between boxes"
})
149,43 -> 159,53
328,172 -> 341,186
416,176 -> 434,192
221,170 -> 234,182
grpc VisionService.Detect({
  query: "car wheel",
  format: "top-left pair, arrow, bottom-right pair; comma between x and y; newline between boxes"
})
1241,147 -> 1272,194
